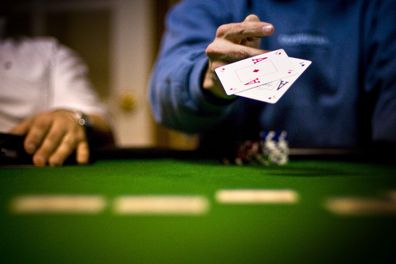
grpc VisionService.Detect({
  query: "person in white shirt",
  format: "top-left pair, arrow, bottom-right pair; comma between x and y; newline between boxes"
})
0,13 -> 114,166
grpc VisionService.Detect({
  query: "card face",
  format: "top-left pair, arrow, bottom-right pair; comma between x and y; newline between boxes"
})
215,49 -> 297,95
235,57 -> 312,103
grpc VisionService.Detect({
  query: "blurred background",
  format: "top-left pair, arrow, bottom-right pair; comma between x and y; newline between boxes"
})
5,0 -> 198,149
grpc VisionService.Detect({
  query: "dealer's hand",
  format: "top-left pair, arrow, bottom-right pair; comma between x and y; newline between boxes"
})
10,109 -> 89,166
203,14 -> 274,99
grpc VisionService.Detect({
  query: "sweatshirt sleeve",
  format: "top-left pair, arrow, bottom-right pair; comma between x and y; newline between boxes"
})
149,0 -> 244,134
365,0 -> 396,143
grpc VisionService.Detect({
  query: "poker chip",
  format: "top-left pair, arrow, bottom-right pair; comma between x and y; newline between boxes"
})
224,130 -> 289,166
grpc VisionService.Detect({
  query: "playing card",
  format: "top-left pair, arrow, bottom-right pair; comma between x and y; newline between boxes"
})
215,49 -> 297,95
235,57 -> 312,103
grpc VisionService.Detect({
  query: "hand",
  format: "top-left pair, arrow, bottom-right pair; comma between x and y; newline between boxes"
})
9,109 -> 89,166
203,14 -> 275,99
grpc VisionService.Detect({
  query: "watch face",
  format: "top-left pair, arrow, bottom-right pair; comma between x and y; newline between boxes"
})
78,116 -> 87,126
73,111 -> 90,129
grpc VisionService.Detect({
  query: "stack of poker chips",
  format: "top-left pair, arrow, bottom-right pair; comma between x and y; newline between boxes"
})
260,130 -> 289,165
224,130 -> 289,166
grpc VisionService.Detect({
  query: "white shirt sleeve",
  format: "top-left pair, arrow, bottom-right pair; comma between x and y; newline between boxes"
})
0,37 -> 108,132
47,38 -> 107,116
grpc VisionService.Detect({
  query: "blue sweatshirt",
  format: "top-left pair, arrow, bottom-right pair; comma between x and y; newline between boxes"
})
150,0 -> 396,148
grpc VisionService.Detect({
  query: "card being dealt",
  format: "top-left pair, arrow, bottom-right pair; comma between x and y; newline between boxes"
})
214,49 -> 311,103
236,57 -> 312,104
215,49 -> 299,95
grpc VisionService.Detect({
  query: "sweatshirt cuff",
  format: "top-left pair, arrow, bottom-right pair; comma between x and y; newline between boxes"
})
189,56 -> 236,112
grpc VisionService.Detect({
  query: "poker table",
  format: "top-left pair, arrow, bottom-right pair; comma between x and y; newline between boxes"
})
1,148 -> 395,264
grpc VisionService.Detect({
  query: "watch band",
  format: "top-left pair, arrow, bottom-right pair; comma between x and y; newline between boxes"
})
73,111 -> 91,130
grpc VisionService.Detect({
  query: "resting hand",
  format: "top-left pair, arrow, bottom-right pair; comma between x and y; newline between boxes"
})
203,14 -> 274,99
10,109 -> 89,166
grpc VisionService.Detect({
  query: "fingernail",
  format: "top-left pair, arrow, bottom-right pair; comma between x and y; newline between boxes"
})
34,155 -> 45,166
263,24 -> 274,32
26,143 -> 36,153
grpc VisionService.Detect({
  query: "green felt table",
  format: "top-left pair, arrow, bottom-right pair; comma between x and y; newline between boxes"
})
1,149 -> 396,264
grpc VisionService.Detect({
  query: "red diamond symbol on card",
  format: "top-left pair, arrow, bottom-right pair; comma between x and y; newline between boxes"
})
253,69 -> 260,73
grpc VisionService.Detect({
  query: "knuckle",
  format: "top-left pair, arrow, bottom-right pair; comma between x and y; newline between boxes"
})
216,24 -> 229,37
227,24 -> 244,37
245,14 -> 259,21
205,42 -> 217,56
38,142 -> 53,154
58,144 -> 73,157
35,113 -> 51,126
47,131 -> 60,142
231,49 -> 250,60
62,134 -> 78,150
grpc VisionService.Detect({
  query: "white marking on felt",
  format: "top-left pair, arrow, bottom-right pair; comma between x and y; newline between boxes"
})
10,195 -> 106,214
114,195 -> 209,215
325,197 -> 396,216
216,189 -> 298,204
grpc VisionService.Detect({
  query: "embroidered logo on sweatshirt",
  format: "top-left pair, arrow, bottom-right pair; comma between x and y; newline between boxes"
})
278,33 -> 329,47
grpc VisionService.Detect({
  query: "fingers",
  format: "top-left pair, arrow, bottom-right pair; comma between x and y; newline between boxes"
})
76,141 -> 90,165
42,131 -> 89,166
9,117 -> 32,136
240,15 -> 266,48
36,128 -> 68,166
203,14 -> 274,97
32,119 -> 67,166
38,112 -> 89,166
206,14 -> 274,65
23,116 -> 52,155
206,38 -> 266,64
216,16 -> 274,42
48,132 -> 88,166
244,14 -> 260,22
15,110 -> 90,166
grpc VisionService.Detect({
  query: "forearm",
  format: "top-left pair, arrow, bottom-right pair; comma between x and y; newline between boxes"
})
150,51 -> 235,134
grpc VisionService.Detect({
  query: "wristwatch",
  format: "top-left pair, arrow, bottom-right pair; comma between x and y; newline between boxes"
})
73,111 -> 92,132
